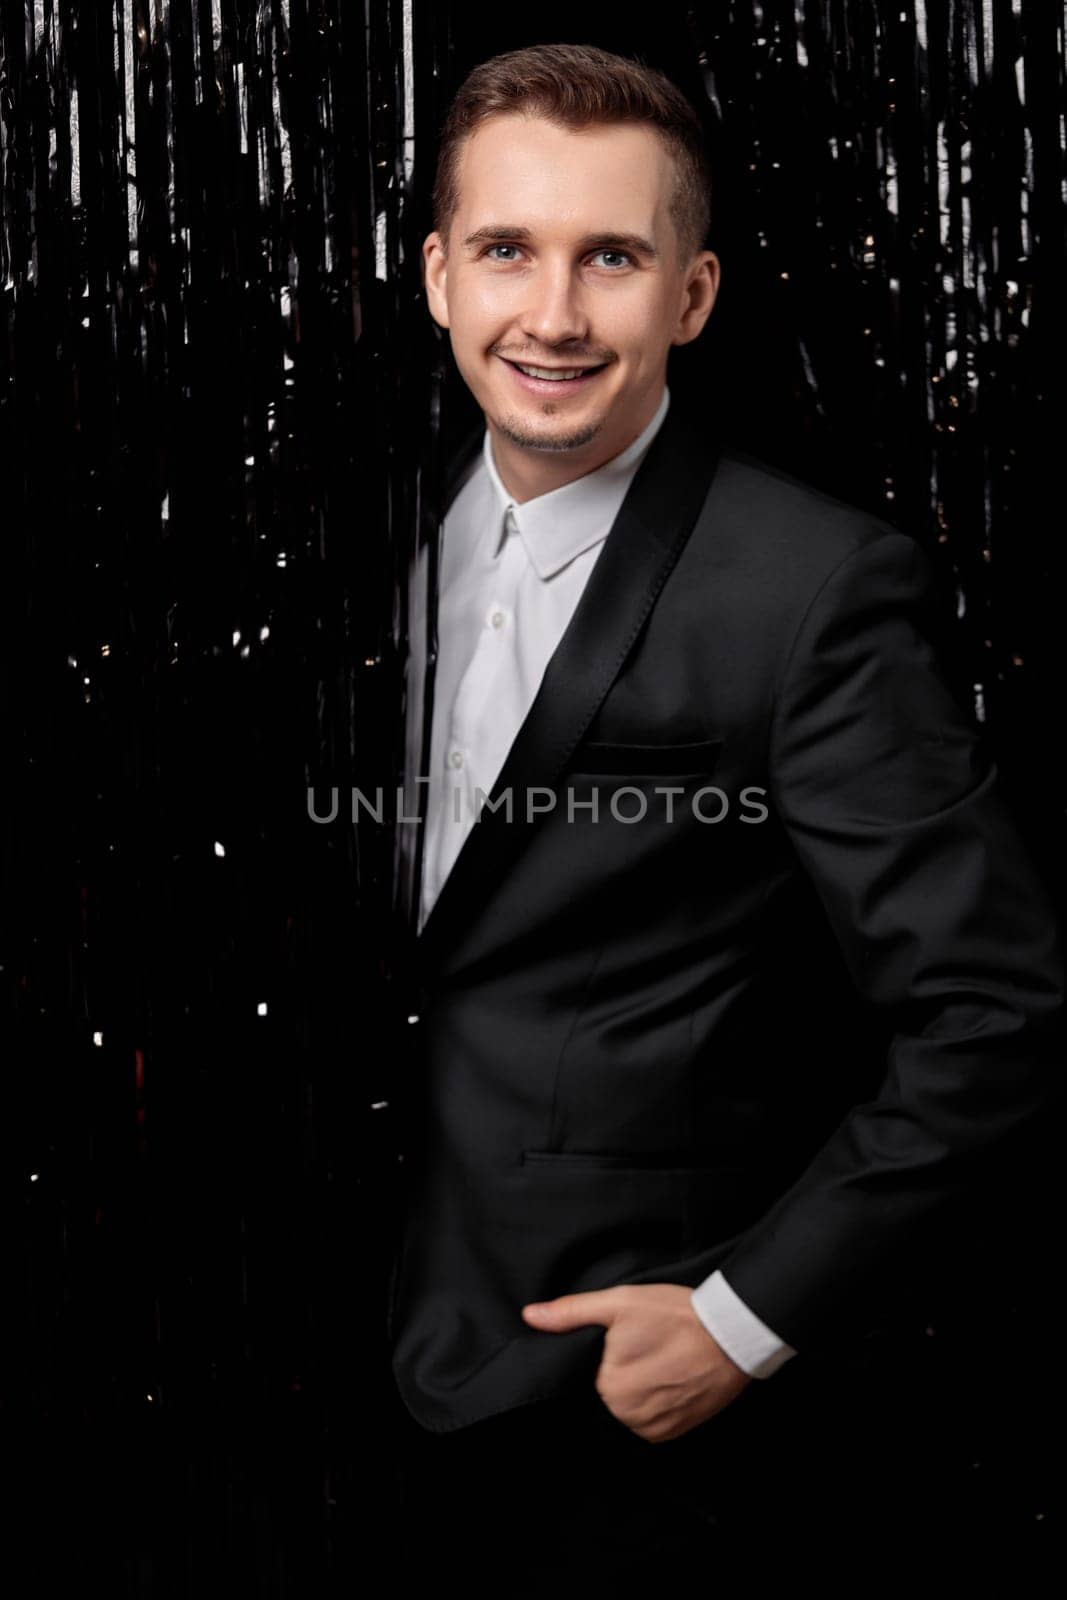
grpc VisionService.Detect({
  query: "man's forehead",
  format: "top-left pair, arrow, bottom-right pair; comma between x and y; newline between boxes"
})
455,116 -> 671,244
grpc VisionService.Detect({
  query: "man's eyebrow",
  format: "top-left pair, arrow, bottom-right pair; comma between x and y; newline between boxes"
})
461,225 -> 659,259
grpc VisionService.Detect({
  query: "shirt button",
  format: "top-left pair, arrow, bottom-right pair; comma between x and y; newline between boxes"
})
490,610 -> 506,630
449,750 -> 464,769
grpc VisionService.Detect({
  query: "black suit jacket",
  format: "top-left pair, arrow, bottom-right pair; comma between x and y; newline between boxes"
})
386,394 -> 1064,1433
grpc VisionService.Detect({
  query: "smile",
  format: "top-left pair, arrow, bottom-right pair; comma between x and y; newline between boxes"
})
501,357 -> 609,395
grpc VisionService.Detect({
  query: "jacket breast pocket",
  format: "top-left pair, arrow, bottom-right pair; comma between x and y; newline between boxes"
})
565,738 -> 723,777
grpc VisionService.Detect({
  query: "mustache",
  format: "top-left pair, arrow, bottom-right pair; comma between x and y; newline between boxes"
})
495,351 -> 614,366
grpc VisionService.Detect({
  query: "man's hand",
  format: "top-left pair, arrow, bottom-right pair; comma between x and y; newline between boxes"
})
521,1282 -> 752,1442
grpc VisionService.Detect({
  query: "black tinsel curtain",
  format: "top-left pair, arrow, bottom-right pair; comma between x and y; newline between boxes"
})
1,1 -> 1063,1589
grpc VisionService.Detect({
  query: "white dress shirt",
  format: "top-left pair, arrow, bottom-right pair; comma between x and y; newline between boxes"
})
410,383 -> 796,1380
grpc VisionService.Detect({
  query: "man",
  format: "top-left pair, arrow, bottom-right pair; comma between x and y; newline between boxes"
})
384,41 -> 1063,1579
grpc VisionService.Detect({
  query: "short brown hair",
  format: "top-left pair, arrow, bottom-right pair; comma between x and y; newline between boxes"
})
431,43 -> 713,266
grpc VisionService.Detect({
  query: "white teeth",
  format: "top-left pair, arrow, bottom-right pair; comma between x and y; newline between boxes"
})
515,363 -> 595,381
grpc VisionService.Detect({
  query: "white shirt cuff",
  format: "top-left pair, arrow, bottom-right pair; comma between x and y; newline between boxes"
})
690,1269 -> 798,1379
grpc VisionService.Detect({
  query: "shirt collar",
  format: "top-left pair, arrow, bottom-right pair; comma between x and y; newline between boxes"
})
481,386 -> 671,579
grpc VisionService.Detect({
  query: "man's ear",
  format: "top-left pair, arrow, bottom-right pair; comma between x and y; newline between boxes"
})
670,250 -> 720,348
422,231 -> 450,330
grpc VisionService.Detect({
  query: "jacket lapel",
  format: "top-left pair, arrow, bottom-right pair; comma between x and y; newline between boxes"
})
414,397 -> 723,969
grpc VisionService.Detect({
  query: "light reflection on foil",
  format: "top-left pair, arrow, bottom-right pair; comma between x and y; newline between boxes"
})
687,0 -> 1066,733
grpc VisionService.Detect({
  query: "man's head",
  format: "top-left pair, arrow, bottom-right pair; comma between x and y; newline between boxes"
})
422,44 -> 721,498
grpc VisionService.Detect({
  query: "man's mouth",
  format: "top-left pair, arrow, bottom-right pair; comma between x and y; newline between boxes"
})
500,357 -> 609,394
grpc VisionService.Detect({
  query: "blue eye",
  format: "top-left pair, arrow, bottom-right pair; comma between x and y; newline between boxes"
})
484,245 -> 634,269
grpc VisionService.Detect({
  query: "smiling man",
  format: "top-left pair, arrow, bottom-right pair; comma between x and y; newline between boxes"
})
384,41 -> 1064,1585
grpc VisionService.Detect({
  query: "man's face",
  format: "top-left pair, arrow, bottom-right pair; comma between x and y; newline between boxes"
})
422,114 -> 719,480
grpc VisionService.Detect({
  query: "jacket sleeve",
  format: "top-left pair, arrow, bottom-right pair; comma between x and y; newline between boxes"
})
716,529 -> 1065,1354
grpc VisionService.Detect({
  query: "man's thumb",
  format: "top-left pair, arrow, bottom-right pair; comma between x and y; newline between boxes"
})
521,1291 -> 615,1331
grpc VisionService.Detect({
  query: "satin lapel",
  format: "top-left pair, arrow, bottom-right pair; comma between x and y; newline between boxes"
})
415,399 -> 723,969
393,419 -> 484,942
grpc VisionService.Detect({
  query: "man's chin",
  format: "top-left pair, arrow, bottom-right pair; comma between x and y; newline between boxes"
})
492,408 -> 607,454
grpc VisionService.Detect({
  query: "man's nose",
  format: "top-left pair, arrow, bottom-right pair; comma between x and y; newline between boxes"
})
518,265 -> 590,349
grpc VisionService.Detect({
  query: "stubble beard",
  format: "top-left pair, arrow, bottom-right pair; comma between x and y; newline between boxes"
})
493,407 -> 605,453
